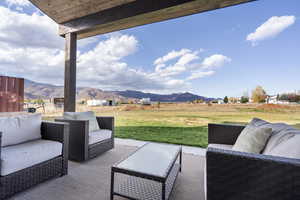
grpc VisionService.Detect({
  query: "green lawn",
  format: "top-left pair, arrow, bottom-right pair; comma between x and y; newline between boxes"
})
44,103 -> 300,148
115,126 -> 208,147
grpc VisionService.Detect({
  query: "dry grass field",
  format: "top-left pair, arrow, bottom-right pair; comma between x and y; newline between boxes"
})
42,103 -> 300,148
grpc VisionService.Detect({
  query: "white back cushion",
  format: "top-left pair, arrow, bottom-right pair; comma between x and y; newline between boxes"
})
63,112 -> 77,120
76,111 -> 100,133
0,114 -> 42,147
265,134 -> 300,159
63,111 -> 100,133
0,116 -> 20,147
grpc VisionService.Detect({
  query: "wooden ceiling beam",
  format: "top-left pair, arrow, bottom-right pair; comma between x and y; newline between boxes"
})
59,0 -> 256,39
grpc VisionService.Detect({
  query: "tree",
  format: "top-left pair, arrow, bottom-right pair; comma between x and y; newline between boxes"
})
223,96 -> 229,104
252,86 -> 267,103
240,96 -> 249,104
229,97 -> 238,104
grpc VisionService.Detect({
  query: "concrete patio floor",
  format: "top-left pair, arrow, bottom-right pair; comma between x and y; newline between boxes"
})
10,144 -> 205,200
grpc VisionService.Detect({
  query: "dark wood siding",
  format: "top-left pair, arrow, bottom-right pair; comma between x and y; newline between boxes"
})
0,76 -> 24,112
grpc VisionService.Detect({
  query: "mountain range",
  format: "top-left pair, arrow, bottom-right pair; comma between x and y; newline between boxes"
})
25,79 -> 215,102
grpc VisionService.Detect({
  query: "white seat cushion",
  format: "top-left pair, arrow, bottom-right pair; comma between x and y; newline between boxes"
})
89,129 -> 112,145
1,139 -> 62,176
0,114 -> 42,147
208,143 -> 233,150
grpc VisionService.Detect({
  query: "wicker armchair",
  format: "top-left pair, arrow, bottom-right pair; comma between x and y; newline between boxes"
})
56,116 -> 114,162
206,123 -> 300,200
0,121 -> 69,200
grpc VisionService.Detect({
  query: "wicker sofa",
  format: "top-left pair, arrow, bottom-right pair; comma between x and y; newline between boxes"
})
56,115 -> 114,162
206,122 -> 300,200
0,114 -> 69,199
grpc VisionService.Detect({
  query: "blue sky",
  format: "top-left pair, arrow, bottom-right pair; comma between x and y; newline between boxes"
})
0,0 -> 299,98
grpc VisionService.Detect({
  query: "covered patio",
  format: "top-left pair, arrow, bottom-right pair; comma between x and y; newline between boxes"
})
22,2 -> 251,198
11,144 -> 205,200
6,0 -> 300,200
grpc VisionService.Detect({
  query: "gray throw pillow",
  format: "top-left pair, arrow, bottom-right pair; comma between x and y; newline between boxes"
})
249,118 -> 297,154
232,124 -> 272,154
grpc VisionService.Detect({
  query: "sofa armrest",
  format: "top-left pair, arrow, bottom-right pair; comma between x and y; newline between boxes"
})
41,121 -> 69,143
208,123 -> 245,145
206,147 -> 300,200
0,132 -> 2,173
55,119 -> 89,161
41,121 -> 69,175
96,116 -> 114,131
96,116 -> 115,148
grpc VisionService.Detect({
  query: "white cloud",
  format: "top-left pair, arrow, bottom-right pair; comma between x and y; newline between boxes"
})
201,54 -> 231,69
154,49 -> 200,77
76,35 -> 188,92
247,16 -> 296,45
0,7 -> 188,92
152,49 -> 230,83
5,0 -> 30,7
185,54 -> 231,81
0,6 -> 64,83
0,5 -> 230,93
187,71 -> 215,80
154,49 -> 191,66
78,36 -> 101,49
0,7 -> 63,49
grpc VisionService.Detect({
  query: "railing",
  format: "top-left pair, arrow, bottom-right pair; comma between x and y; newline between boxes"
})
0,76 -> 24,112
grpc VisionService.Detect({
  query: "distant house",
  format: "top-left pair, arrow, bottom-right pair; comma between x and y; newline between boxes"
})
107,100 -> 116,106
87,99 -> 106,106
87,99 -> 116,106
53,97 -> 64,108
266,95 -> 290,104
139,98 -> 151,105
218,99 -> 224,104
228,97 -> 240,104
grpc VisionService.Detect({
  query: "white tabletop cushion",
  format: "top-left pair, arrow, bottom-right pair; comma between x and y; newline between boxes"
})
0,114 -> 42,147
1,139 -> 62,176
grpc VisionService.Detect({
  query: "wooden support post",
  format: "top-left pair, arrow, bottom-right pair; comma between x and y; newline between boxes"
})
64,32 -> 77,112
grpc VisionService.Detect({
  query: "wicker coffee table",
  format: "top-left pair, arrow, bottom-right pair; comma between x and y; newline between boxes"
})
111,143 -> 182,200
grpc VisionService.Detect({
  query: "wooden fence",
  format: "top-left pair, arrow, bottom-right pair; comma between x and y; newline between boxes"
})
0,76 -> 24,112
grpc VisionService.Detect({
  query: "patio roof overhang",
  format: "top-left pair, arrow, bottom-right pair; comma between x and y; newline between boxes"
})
29,0 -> 257,112
30,0 -> 256,39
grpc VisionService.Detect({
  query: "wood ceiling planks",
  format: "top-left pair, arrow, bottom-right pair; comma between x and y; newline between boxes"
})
29,0 -> 136,23
58,0 -> 256,39
29,0 -> 257,39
